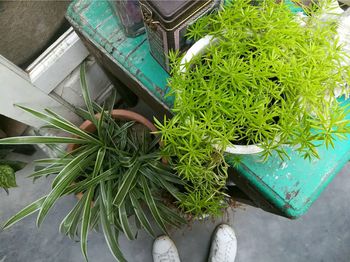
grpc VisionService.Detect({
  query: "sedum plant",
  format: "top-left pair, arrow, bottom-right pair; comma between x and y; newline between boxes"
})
0,63 -> 185,262
157,0 -> 350,217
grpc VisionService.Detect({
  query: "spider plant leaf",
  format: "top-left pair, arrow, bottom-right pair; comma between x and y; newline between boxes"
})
37,147 -> 97,227
75,108 -> 95,123
2,196 -> 46,230
34,158 -> 71,166
15,105 -> 100,144
104,87 -> 117,114
99,197 -> 127,262
97,107 -> 106,140
106,181 -> 115,222
0,136 -> 88,145
130,191 -> 155,237
140,176 -> 168,234
90,197 -> 100,230
59,195 -> 84,236
113,161 -> 140,207
119,200 -> 135,240
52,146 -> 97,188
28,167 -> 62,180
139,168 -> 161,185
80,62 -> 98,127
81,187 -> 94,261
92,148 -> 106,178
148,163 -> 185,185
157,178 -> 182,201
158,204 -> 186,227
64,168 -> 114,195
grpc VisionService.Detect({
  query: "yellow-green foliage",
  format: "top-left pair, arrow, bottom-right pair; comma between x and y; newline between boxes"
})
158,0 -> 350,217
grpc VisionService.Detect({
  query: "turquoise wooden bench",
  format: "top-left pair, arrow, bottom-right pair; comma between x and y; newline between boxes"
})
66,0 -> 350,219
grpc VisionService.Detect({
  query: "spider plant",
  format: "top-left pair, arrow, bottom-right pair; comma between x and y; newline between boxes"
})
0,62 -> 186,261
157,0 -> 350,217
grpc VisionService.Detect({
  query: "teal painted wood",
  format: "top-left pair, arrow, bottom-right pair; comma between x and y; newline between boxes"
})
66,0 -> 173,108
226,98 -> 350,218
66,0 -> 349,218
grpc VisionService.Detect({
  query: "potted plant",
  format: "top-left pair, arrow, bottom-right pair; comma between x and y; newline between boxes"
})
156,0 -> 350,218
0,62 -> 186,262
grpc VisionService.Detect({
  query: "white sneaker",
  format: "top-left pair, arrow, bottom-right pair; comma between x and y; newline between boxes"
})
208,224 -> 237,262
152,235 -> 181,262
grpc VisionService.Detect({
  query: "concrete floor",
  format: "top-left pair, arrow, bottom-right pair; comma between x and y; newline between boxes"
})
0,150 -> 350,262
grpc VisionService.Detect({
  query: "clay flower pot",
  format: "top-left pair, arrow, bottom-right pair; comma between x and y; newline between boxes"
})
67,109 -> 157,199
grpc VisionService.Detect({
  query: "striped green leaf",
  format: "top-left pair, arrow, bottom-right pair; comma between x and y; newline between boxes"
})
0,136 -> 88,145
140,176 -> 168,234
99,196 -> 127,262
36,147 -> 97,227
64,169 -> 114,195
2,196 -> 46,230
28,167 -> 62,180
113,162 -> 140,207
16,105 -> 100,144
130,191 -> 155,237
59,196 -> 84,236
51,146 -> 97,188
92,148 -> 106,178
81,187 -> 94,261
118,200 -> 135,240
80,62 -> 98,127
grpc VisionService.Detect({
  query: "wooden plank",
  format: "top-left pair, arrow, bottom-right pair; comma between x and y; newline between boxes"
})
27,27 -> 90,94
0,55 -> 80,128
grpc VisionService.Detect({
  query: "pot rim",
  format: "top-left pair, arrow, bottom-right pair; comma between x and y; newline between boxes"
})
67,109 -> 156,152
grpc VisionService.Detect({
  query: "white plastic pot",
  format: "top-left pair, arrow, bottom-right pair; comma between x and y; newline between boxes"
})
179,35 -> 264,155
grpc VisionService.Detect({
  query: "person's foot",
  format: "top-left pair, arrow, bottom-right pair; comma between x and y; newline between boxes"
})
208,224 -> 237,262
152,235 -> 181,262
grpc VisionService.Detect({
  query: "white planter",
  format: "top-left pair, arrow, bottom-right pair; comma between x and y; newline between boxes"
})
180,35 -> 264,155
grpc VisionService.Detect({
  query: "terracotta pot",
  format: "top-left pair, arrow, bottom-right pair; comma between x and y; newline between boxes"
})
67,109 -> 157,200
67,109 -> 157,152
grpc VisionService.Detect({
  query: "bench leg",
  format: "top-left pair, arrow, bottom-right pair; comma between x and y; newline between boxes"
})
227,167 -> 288,218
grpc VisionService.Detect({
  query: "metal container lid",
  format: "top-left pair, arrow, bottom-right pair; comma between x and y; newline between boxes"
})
141,0 -> 212,29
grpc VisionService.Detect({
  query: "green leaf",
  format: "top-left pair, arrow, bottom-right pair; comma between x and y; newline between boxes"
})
157,178 -> 182,201
81,187 -> 94,261
130,191 -> 155,237
34,158 -> 70,166
119,200 -> 135,240
158,204 -> 186,227
0,165 -> 17,189
99,196 -> 127,262
59,196 -> 84,238
16,105 -> 100,144
36,147 -> 97,227
92,148 -> 106,178
2,196 -> 46,229
0,136 -> 88,145
64,168 -> 114,195
140,176 -> 168,234
28,167 -> 62,180
80,62 -> 98,127
113,162 -> 140,207
0,159 -> 26,172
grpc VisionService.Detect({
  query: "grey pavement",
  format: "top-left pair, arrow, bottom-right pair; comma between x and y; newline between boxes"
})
0,150 -> 349,262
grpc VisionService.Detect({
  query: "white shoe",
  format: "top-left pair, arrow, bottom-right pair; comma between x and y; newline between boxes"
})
208,224 -> 237,262
152,235 -> 181,262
